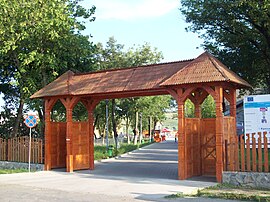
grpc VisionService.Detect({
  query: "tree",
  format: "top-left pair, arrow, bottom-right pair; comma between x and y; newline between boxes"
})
180,0 -> 270,92
0,0 -> 96,137
92,37 -> 169,146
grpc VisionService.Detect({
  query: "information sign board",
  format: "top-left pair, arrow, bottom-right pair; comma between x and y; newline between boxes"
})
244,94 -> 270,133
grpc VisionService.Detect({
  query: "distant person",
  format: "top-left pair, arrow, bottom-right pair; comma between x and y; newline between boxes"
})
175,132 -> 178,142
133,128 -> 137,140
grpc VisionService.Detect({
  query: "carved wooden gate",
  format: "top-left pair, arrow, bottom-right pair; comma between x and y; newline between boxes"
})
201,118 -> 216,176
50,122 -> 89,170
51,122 -> 66,168
72,122 -> 89,170
185,118 -> 201,178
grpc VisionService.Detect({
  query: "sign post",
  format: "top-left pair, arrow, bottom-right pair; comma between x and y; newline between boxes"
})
24,114 -> 38,172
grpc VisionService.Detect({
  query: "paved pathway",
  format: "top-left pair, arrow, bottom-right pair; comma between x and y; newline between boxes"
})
79,140 -> 179,179
0,140 -> 238,201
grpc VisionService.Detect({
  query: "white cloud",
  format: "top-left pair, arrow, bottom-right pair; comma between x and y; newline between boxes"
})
81,0 -> 179,20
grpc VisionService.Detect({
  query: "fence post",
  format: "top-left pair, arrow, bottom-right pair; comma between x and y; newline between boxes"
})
252,133 -> 257,171
246,134 -> 251,171
263,132 -> 269,172
240,134 -> 245,171
258,132 -> 262,172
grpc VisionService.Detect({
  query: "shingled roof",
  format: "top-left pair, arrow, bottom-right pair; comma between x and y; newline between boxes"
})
30,52 -> 251,99
160,52 -> 251,87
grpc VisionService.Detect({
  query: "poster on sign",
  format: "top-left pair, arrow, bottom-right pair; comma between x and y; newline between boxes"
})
244,94 -> 270,134
244,94 -> 270,148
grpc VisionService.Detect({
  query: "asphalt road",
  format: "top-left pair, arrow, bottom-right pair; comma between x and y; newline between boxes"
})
0,140 -> 241,201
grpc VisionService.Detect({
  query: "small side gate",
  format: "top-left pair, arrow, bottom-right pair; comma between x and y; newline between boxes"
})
185,117 -> 236,178
50,122 -> 89,171
201,118 -> 216,176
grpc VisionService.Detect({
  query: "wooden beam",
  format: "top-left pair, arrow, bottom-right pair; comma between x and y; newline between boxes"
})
202,86 -> 216,100
166,88 -> 179,100
179,87 -> 197,102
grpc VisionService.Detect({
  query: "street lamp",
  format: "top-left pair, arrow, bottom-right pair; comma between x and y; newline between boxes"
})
105,99 -> 109,150
139,112 -> 142,144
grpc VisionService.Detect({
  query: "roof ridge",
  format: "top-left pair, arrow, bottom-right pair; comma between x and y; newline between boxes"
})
207,54 -> 230,81
74,59 -> 194,76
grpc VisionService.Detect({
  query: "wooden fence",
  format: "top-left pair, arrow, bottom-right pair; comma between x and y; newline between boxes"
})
0,138 -> 7,161
0,136 -> 43,164
225,132 -> 270,172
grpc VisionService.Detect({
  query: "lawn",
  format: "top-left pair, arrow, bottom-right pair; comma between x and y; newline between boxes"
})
165,183 -> 270,202
0,168 -> 28,174
94,141 -> 152,160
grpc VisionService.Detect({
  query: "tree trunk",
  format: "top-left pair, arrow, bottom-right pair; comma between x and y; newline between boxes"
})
11,97 -> 24,137
133,111 -> 139,145
94,114 -> 99,139
111,99 -> 118,151
126,117 -> 130,144
148,116 -> 152,142
37,106 -> 44,138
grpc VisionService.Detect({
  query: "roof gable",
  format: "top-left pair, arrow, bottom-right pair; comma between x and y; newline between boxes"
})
160,52 -> 251,88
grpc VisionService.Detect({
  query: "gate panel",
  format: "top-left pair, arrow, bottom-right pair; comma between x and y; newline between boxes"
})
185,118 -> 201,178
72,122 -> 89,170
51,122 -> 66,168
201,118 -> 216,176
223,117 -> 237,171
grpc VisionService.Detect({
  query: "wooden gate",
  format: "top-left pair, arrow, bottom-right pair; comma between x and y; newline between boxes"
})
201,118 -> 216,176
51,122 -> 66,168
72,122 -> 89,170
185,118 -> 201,178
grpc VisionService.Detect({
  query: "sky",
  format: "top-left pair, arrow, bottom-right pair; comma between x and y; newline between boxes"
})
0,0 -> 204,110
80,0 -> 204,62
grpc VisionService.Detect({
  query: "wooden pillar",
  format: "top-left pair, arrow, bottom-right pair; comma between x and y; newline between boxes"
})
82,99 -> 100,170
44,98 -> 57,171
178,100 -> 186,179
61,97 -> 80,173
88,108 -> 95,170
44,101 -> 52,171
175,88 -> 186,180
229,89 -> 238,171
215,86 -> 224,182
66,106 -> 73,172
194,103 -> 201,118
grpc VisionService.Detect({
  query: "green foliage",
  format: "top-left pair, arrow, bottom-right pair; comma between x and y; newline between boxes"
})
180,0 -> 270,92
0,168 -> 28,174
94,141 -> 152,160
164,192 -> 185,199
165,183 -> 270,201
185,99 -> 195,118
0,0 -> 96,137
92,37 -> 169,136
201,95 -> 216,118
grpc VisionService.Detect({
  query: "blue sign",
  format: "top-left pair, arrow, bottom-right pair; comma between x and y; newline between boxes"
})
24,115 -> 38,128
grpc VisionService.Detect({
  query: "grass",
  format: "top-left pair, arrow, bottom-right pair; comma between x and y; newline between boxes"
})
94,140 -> 153,160
0,168 -> 28,174
164,192 -> 185,199
165,183 -> 270,202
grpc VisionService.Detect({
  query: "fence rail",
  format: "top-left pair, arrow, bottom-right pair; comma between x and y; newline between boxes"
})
0,136 -> 43,164
226,132 -> 270,173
